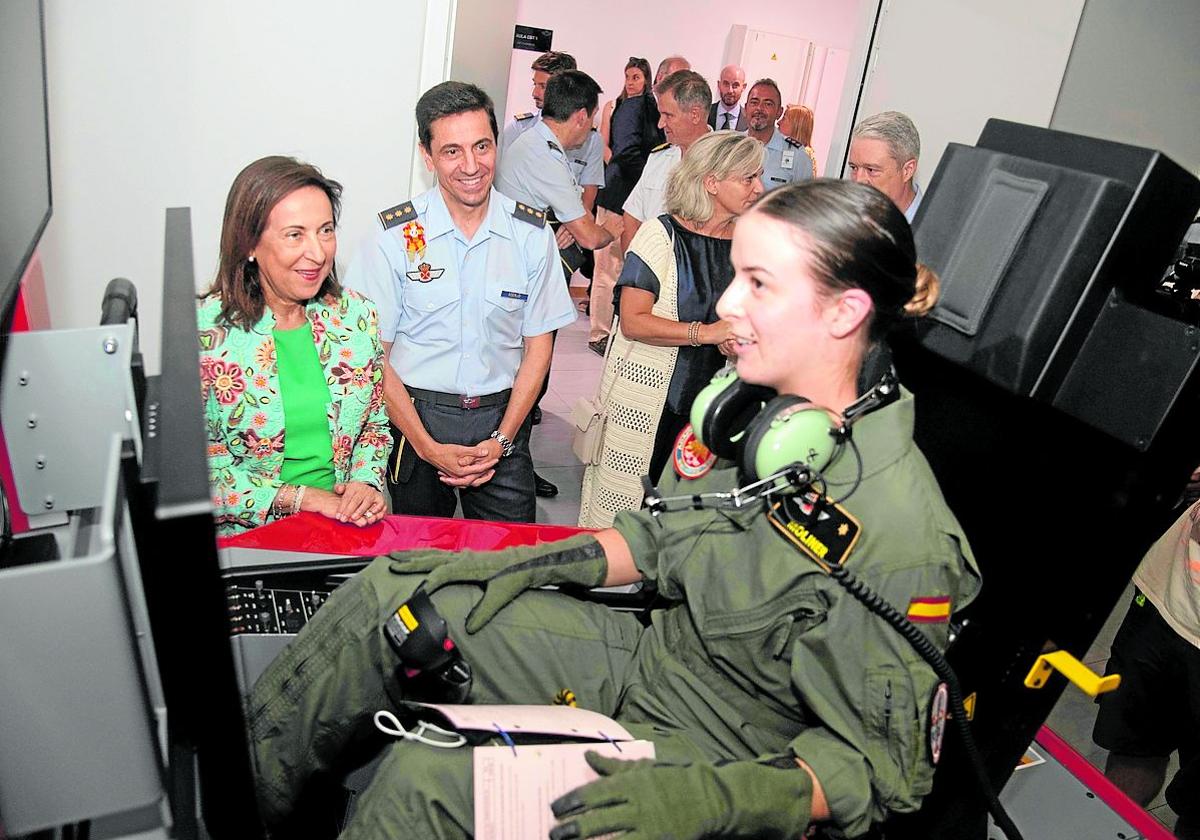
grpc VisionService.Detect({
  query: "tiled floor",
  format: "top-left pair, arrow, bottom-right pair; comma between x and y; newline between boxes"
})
532,293 -> 1181,835
532,294 -> 604,528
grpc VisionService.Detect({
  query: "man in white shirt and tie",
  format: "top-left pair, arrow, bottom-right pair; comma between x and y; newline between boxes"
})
707,64 -> 747,131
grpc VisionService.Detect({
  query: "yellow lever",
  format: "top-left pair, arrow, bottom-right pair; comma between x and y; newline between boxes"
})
1024,650 -> 1120,697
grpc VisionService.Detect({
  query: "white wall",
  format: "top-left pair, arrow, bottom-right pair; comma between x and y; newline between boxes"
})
851,0 -> 1084,185
500,0 -> 862,135
40,0 -> 452,373
451,0 -> 519,145
1051,0 -> 1200,175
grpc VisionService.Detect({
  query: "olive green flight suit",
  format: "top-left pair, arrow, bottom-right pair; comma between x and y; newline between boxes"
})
248,391 -> 981,838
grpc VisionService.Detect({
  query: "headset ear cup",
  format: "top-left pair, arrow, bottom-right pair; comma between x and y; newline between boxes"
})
690,369 -> 738,451
692,372 -> 773,461
740,396 -> 839,483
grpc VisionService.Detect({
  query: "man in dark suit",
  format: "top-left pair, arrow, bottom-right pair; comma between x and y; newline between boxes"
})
707,64 -> 747,130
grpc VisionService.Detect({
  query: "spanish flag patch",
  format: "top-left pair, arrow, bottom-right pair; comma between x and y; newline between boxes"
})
907,596 -> 951,624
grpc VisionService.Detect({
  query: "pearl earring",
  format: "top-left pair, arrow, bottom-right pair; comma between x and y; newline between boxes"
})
248,255 -> 256,263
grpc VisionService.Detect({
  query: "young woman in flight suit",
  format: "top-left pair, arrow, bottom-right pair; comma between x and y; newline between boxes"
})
248,179 -> 981,839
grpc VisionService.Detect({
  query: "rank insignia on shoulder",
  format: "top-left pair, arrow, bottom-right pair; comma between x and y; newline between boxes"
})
378,201 -> 417,230
514,112 -> 536,121
405,262 -> 445,283
650,142 -> 671,153
673,423 -> 716,480
512,201 -> 546,228
784,136 -> 803,148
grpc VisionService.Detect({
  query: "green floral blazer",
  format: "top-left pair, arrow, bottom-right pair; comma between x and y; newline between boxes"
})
197,290 -> 391,534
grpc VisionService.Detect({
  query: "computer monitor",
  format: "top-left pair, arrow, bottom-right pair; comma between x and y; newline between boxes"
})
0,0 -> 52,329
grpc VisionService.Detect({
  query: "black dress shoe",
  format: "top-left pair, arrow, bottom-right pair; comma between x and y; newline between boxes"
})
531,406 -> 543,425
534,472 -> 559,498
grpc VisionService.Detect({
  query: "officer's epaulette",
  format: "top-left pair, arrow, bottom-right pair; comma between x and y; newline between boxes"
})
783,136 -> 803,148
514,112 -> 536,121
512,201 -> 546,228
649,142 -> 671,153
378,201 -> 417,230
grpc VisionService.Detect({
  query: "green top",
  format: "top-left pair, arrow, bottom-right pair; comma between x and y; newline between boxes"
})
274,322 -> 335,491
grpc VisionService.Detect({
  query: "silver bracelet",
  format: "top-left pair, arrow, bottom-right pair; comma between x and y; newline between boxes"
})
292,485 -> 306,516
688,321 -> 702,347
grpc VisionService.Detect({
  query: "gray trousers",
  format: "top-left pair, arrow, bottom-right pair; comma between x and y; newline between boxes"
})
390,396 -> 535,522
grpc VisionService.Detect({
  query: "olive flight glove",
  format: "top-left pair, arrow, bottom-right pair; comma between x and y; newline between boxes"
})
387,533 -> 607,633
549,751 -> 814,840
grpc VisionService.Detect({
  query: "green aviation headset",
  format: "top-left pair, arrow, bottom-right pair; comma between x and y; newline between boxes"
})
688,348 -> 900,486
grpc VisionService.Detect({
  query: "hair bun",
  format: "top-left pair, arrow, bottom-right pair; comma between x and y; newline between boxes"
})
904,264 -> 940,317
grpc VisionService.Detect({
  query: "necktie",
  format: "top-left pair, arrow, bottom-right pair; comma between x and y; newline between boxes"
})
721,112 -> 731,130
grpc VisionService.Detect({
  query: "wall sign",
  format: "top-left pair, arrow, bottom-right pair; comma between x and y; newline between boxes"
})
513,25 -> 553,52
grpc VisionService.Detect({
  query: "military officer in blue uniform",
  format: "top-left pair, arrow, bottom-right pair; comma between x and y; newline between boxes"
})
343,81 -> 575,522
496,70 -> 615,269
500,51 -> 605,214
744,78 -> 816,192
495,70 -> 615,499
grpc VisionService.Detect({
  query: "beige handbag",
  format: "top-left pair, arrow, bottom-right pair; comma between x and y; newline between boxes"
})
570,325 -> 626,466
570,393 -> 607,465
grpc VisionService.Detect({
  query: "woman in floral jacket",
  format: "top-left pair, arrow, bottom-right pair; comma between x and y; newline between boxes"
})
198,156 -> 391,535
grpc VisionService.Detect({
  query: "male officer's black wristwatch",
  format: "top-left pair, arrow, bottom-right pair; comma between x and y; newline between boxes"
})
490,430 -> 514,457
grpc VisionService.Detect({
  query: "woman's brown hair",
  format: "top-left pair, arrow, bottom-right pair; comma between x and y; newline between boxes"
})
752,178 -> 939,343
206,156 -> 343,330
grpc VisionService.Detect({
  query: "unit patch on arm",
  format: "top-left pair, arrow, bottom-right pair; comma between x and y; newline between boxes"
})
672,423 -> 716,479
378,201 -> 417,231
512,201 -> 546,228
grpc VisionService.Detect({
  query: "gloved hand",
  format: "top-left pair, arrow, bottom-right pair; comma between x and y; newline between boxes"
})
387,533 -> 607,633
549,751 -> 813,840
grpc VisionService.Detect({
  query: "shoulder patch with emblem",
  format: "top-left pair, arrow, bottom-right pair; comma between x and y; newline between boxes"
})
512,201 -> 546,228
514,112 -> 536,121
673,423 -> 716,480
377,201 -> 417,231
649,142 -> 671,153
784,136 -> 803,148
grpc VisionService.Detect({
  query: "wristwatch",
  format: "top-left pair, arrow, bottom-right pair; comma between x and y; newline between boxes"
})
489,430 -> 514,458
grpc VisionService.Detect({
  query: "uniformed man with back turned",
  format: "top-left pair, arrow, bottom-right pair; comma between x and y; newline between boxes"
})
343,81 -> 575,523
500,50 -> 605,215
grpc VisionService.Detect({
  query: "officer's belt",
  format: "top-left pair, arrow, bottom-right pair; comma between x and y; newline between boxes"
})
406,386 -> 511,410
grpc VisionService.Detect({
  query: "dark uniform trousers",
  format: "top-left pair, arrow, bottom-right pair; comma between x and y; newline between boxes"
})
389,394 -> 536,522
247,558 -> 690,838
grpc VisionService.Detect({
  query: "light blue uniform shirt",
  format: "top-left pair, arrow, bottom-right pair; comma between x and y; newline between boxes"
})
501,110 -> 604,187
343,186 -> 576,395
759,127 -> 815,192
495,119 -> 586,223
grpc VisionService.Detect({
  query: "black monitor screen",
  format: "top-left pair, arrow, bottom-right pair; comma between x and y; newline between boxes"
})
0,0 -> 51,325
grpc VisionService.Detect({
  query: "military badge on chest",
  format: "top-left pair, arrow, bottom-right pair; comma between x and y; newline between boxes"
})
766,490 -> 862,571
405,261 -> 445,283
401,220 -> 427,261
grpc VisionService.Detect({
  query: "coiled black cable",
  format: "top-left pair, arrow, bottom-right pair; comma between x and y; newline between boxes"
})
824,562 -> 1024,840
